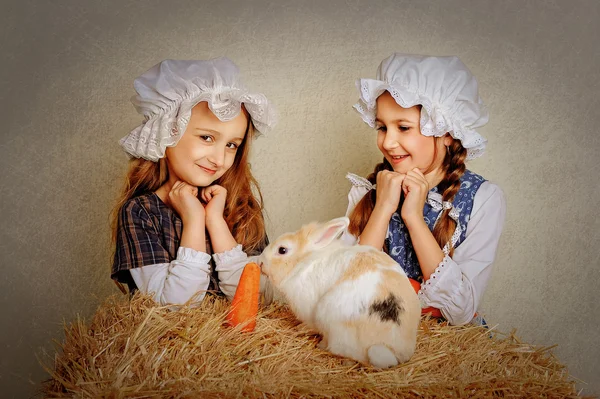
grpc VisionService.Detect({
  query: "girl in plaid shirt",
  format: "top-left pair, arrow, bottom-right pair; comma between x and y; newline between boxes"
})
111,58 -> 276,306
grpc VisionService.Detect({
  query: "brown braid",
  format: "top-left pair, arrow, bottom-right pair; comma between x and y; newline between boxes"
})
348,159 -> 393,237
431,139 -> 468,256
347,138 -> 468,256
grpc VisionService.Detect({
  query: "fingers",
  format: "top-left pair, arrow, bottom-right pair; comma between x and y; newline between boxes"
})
377,170 -> 405,189
406,168 -> 427,183
169,181 -> 228,205
201,185 -> 227,203
169,181 -> 182,199
402,176 -> 416,195
402,171 -> 429,195
171,180 -> 184,191
374,170 -> 406,214
402,175 -> 426,189
410,167 -> 426,178
170,180 -> 198,198
201,187 -> 212,203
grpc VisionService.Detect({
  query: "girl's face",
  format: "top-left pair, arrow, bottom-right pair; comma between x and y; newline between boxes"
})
375,91 -> 450,177
165,101 -> 248,187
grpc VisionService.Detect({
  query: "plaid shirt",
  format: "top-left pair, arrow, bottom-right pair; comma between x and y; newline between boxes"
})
112,192 -> 218,291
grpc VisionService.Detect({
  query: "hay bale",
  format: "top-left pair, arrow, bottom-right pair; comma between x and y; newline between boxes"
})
41,293 -> 585,398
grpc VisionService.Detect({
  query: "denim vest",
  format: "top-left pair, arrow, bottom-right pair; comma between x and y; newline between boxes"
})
386,170 -> 486,281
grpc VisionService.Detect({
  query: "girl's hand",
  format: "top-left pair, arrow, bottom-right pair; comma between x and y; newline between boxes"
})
400,168 -> 429,227
374,170 -> 405,217
168,180 -> 205,226
201,185 -> 228,227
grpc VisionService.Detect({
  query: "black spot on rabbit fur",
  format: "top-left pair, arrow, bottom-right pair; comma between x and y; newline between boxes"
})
369,294 -> 404,324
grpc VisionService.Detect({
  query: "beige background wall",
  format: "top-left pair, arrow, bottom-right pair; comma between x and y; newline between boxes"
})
2,0 -> 598,397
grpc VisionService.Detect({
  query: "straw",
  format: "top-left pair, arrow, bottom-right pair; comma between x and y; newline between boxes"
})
40,293 -> 588,398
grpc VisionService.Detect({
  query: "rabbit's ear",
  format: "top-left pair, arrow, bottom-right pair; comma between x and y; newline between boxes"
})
312,217 -> 350,249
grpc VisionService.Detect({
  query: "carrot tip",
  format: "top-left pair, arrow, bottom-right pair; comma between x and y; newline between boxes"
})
226,263 -> 261,332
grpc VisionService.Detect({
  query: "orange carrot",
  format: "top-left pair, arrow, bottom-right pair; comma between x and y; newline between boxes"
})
409,278 -> 421,293
226,262 -> 261,332
408,278 -> 443,318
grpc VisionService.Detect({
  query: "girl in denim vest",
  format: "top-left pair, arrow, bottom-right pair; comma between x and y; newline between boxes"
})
344,54 -> 506,326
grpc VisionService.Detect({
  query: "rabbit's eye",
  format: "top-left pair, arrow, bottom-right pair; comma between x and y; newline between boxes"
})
278,247 -> 288,255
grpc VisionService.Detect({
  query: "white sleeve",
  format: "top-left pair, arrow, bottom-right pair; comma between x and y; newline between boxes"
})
213,244 -> 273,304
417,181 -> 507,325
129,246 -> 212,306
339,185 -> 370,246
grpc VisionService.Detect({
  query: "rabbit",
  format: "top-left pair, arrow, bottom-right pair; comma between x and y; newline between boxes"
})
258,216 -> 420,368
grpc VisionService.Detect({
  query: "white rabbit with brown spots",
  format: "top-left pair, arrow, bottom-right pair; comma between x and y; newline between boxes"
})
258,217 -> 420,368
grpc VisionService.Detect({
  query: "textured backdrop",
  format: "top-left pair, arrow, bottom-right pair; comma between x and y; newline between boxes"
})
1,0 -> 599,397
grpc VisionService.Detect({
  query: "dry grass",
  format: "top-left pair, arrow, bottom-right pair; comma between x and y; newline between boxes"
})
41,293 -> 587,398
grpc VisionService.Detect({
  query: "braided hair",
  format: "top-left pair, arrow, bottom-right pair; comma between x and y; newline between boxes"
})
348,138 -> 467,256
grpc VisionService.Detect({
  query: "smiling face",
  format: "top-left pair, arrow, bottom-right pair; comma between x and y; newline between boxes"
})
164,101 -> 248,187
375,92 -> 450,176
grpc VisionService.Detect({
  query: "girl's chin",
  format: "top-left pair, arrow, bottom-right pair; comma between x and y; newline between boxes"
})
390,165 -> 411,174
188,175 -> 218,187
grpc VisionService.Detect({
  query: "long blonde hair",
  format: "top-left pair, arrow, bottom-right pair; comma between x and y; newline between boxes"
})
348,138 -> 467,256
110,120 -> 267,255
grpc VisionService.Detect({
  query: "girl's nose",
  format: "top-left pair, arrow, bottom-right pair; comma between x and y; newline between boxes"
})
382,131 -> 400,151
208,146 -> 226,168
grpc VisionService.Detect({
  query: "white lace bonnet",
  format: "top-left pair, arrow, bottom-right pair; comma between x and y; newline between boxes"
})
120,57 -> 277,161
354,53 -> 489,160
